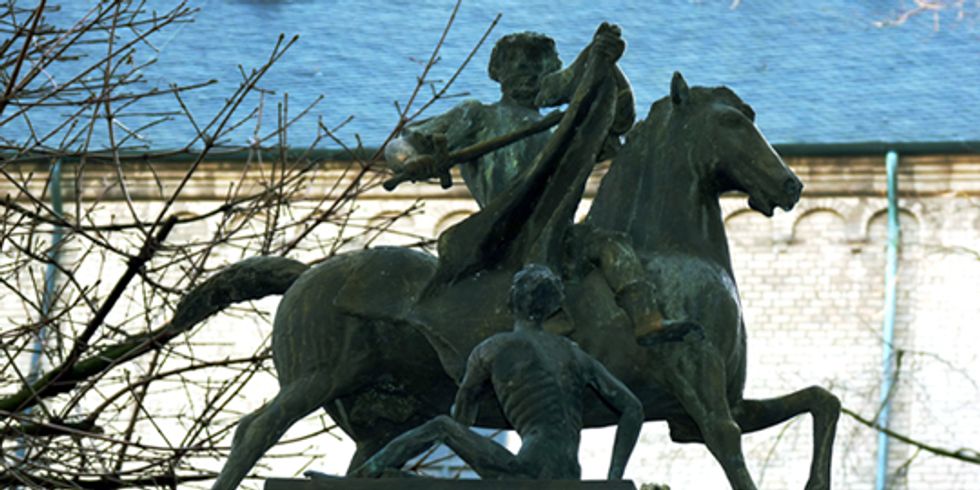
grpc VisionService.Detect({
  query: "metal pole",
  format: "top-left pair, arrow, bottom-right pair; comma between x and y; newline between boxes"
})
875,150 -> 900,490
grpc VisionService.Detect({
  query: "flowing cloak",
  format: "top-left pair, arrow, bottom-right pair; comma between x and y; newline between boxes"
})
404,48 -> 623,380
331,46 -> 626,381
424,50 -> 620,296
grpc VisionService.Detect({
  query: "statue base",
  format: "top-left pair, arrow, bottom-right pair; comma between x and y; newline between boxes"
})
265,478 -> 637,490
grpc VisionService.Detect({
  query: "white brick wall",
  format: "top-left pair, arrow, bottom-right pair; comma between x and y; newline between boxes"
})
3,154 -> 978,489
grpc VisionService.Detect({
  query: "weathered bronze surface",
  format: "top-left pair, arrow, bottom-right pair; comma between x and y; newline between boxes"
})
351,265 -> 642,480
388,24 -> 661,340
210,23 -> 840,490
387,28 -> 632,207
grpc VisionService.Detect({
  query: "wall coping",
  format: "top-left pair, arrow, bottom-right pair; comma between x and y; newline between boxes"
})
2,153 -> 978,202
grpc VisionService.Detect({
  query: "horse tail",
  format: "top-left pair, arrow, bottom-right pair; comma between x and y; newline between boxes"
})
171,256 -> 309,330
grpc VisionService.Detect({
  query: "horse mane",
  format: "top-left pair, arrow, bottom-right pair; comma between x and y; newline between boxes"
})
587,84 -> 754,249
621,86 -> 750,165
636,86 -> 754,133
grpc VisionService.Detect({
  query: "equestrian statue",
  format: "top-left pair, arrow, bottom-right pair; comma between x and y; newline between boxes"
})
184,23 -> 841,490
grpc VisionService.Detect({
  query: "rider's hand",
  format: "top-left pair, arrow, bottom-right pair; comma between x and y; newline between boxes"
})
592,22 -> 625,63
536,23 -> 624,108
402,154 -> 439,181
384,136 -> 419,171
400,133 -> 452,184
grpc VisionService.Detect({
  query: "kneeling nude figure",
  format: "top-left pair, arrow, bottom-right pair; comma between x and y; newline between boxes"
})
353,264 -> 643,480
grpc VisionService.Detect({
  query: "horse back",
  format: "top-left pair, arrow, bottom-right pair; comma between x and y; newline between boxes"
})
271,247 -> 437,383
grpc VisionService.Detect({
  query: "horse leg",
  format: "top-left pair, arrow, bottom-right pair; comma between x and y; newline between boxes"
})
348,435 -> 412,476
352,415 -> 527,480
345,421 -> 440,475
660,340 -> 757,490
732,387 -> 840,490
212,375 -> 333,490
319,399 -> 378,474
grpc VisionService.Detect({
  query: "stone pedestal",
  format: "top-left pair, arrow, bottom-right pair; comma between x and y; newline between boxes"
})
265,478 -> 637,490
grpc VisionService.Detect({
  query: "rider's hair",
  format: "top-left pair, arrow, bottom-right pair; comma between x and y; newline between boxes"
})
488,32 -> 561,83
509,264 -> 565,322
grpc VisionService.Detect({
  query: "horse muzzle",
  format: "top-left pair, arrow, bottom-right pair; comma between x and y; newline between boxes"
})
781,176 -> 803,210
747,175 -> 802,217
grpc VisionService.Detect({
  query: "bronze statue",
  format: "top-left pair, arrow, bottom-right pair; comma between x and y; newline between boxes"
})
388,31 -> 560,207
388,28 -> 632,206
390,25 -> 662,338
209,24 -> 840,490
351,264 -> 643,480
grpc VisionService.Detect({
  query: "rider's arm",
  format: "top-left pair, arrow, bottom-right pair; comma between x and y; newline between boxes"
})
586,353 -> 643,480
451,344 -> 493,427
400,100 -> 481,157
535,23 -> 634,157
386,101 -> 482,185
536,23 -> 630,109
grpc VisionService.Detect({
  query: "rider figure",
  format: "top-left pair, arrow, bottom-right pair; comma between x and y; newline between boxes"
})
387,27 -> 664,337
352,264 -> 644,480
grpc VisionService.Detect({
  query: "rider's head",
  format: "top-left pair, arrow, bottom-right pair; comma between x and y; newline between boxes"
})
510,264 -> 564,324
489,32 -> 561,108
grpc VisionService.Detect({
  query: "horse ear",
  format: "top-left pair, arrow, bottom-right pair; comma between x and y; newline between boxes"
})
671,71 -> 689,106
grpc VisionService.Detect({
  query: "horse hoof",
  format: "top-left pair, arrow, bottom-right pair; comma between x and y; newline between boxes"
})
304,470 -> 340,480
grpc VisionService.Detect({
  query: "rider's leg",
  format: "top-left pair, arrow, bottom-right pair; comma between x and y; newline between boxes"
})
352,415 -> 528,480
582,227 -> 662,337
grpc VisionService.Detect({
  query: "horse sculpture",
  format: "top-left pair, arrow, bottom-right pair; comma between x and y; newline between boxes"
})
209,37 -> 839,489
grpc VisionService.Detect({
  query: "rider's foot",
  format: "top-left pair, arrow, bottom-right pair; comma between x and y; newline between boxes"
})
615,280 -> 663,337
636,321 -> 705,347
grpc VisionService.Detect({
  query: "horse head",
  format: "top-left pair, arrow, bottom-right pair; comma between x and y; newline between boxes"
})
664,72 -> 802,216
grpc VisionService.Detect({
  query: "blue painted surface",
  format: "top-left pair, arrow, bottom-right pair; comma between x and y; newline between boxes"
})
3,0 -> 977,149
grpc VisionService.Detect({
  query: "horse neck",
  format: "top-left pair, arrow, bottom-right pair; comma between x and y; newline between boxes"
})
651,151 -> 733,270
590,134 -> 734,276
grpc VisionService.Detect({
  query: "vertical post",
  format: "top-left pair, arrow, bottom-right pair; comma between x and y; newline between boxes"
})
29,159 -> 63,383
875,150 -> 900,490
17,159 -> 63,462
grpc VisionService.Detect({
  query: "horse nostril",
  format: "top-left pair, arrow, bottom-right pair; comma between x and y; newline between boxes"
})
784,177 -> 803,199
